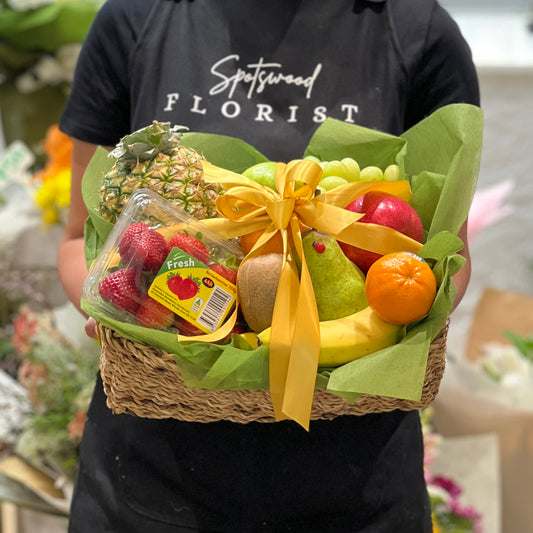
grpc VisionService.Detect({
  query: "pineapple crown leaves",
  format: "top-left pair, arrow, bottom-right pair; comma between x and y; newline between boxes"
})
109,121 -> 189,162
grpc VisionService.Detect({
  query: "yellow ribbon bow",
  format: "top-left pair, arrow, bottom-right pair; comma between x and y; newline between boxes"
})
201,159 -> 422,429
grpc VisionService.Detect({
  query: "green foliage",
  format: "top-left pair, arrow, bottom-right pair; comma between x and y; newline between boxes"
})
504,329 -> 533,362
0,2 -> 102,54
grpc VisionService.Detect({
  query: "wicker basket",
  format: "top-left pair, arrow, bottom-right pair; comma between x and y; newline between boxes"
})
98,322 -> 448,423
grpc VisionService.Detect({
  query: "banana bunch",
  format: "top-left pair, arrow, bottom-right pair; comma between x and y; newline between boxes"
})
255,306 -> 401,367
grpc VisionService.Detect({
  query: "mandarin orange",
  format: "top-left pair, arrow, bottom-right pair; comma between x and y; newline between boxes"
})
240,229 -> 284,254
365,251 -> 437,325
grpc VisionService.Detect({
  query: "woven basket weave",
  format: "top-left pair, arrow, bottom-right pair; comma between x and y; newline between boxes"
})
98,322 -> 448,423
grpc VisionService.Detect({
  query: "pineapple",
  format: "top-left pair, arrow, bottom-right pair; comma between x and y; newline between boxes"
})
99,121 -> 221,222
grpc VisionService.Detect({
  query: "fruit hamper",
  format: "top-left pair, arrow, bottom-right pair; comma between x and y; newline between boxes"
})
81,105 -> 483,429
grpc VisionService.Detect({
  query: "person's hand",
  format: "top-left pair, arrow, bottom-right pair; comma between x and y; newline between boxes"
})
85,317 -> 99,339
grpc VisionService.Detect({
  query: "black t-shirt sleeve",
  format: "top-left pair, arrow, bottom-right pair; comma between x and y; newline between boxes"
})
402,2 -> 480,130
59,0 -> 148,145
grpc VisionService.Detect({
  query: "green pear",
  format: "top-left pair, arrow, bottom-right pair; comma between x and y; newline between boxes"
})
302,230 -> 367,321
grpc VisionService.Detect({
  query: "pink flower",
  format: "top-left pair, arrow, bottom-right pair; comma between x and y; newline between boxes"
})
432,475 -> 483,532
468,179 -> 514,242
67,411 -> 87,442
423,432 -> 441,483
11,307 -> 39,356
432,475 -> 463,499
17,359 -> 48,408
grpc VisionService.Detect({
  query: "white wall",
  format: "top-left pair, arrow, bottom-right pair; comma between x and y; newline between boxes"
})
447,68 -> 533,358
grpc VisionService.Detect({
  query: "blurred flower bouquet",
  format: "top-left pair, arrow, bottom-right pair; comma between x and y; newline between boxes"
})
0,123 -> 70,275
31,123 -> 72,225
429,476 -> 482,533
434,288 -> 533,532
449,287 -> 533,410
476,330 -> 533,390
421,409 -> 483,533
12,304 -> 99,480
0,298 -> 100,507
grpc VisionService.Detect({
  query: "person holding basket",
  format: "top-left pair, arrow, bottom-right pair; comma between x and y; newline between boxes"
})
57,1 -> 480,531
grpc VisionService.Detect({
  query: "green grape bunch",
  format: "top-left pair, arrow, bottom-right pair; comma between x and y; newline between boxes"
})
304,155 -> 401,192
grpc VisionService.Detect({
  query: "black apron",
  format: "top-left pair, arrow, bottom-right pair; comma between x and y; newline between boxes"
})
130,0 -> 406,161
69,375 -> 431,532
69,1 -> 432,531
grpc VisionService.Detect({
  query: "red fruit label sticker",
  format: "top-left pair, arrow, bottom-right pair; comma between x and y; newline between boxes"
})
148,248 -> 237,333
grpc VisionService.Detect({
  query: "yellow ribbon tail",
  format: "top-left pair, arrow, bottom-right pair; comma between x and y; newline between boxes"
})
280,218 -> 320,430
335,221 -> 423,255
176,305 -> 238,343
317,179 -> 413,207
269,254 -> 300,421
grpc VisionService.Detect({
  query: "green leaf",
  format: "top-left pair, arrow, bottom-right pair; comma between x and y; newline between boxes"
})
181,131 -> 268,172
402,104 -> 483,238
504,330 -> 533,361
0,2 -> 101,53
81,145 -> 115,266
305,117 -> 406,169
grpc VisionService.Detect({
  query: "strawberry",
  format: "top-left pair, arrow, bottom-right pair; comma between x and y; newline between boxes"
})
167,233 -> 209,264
209,262 -> 238,284
119,222 -> 148,248
174,316 -> 205,337
98,268 -> 141,314
176,277 -> 199,300
119,223 -> 168,271
118,222 -> 149,260
134,294 -> 175,330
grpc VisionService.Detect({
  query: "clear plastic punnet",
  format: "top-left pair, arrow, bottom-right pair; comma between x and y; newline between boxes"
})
82,188 -> 244,337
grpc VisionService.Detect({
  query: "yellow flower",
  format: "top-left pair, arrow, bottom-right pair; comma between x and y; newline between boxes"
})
31,124 -> 73,225
35,182 -> 54,209
33,168 -> 71,225
42,207 -> 60,225
432,513 -> 441,533
54,168 -> 71,207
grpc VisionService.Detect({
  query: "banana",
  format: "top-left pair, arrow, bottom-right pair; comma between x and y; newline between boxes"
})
257,306 -> 401,367
238,331 -> 260,349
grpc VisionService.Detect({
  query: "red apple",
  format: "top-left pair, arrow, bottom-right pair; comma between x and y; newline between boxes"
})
339,191 -> 424,273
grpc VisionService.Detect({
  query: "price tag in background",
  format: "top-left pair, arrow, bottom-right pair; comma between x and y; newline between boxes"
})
0,141 -> 35,191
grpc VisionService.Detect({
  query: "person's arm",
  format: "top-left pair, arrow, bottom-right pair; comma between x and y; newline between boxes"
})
57,139 -> 112,336
396,2 -> 477,311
